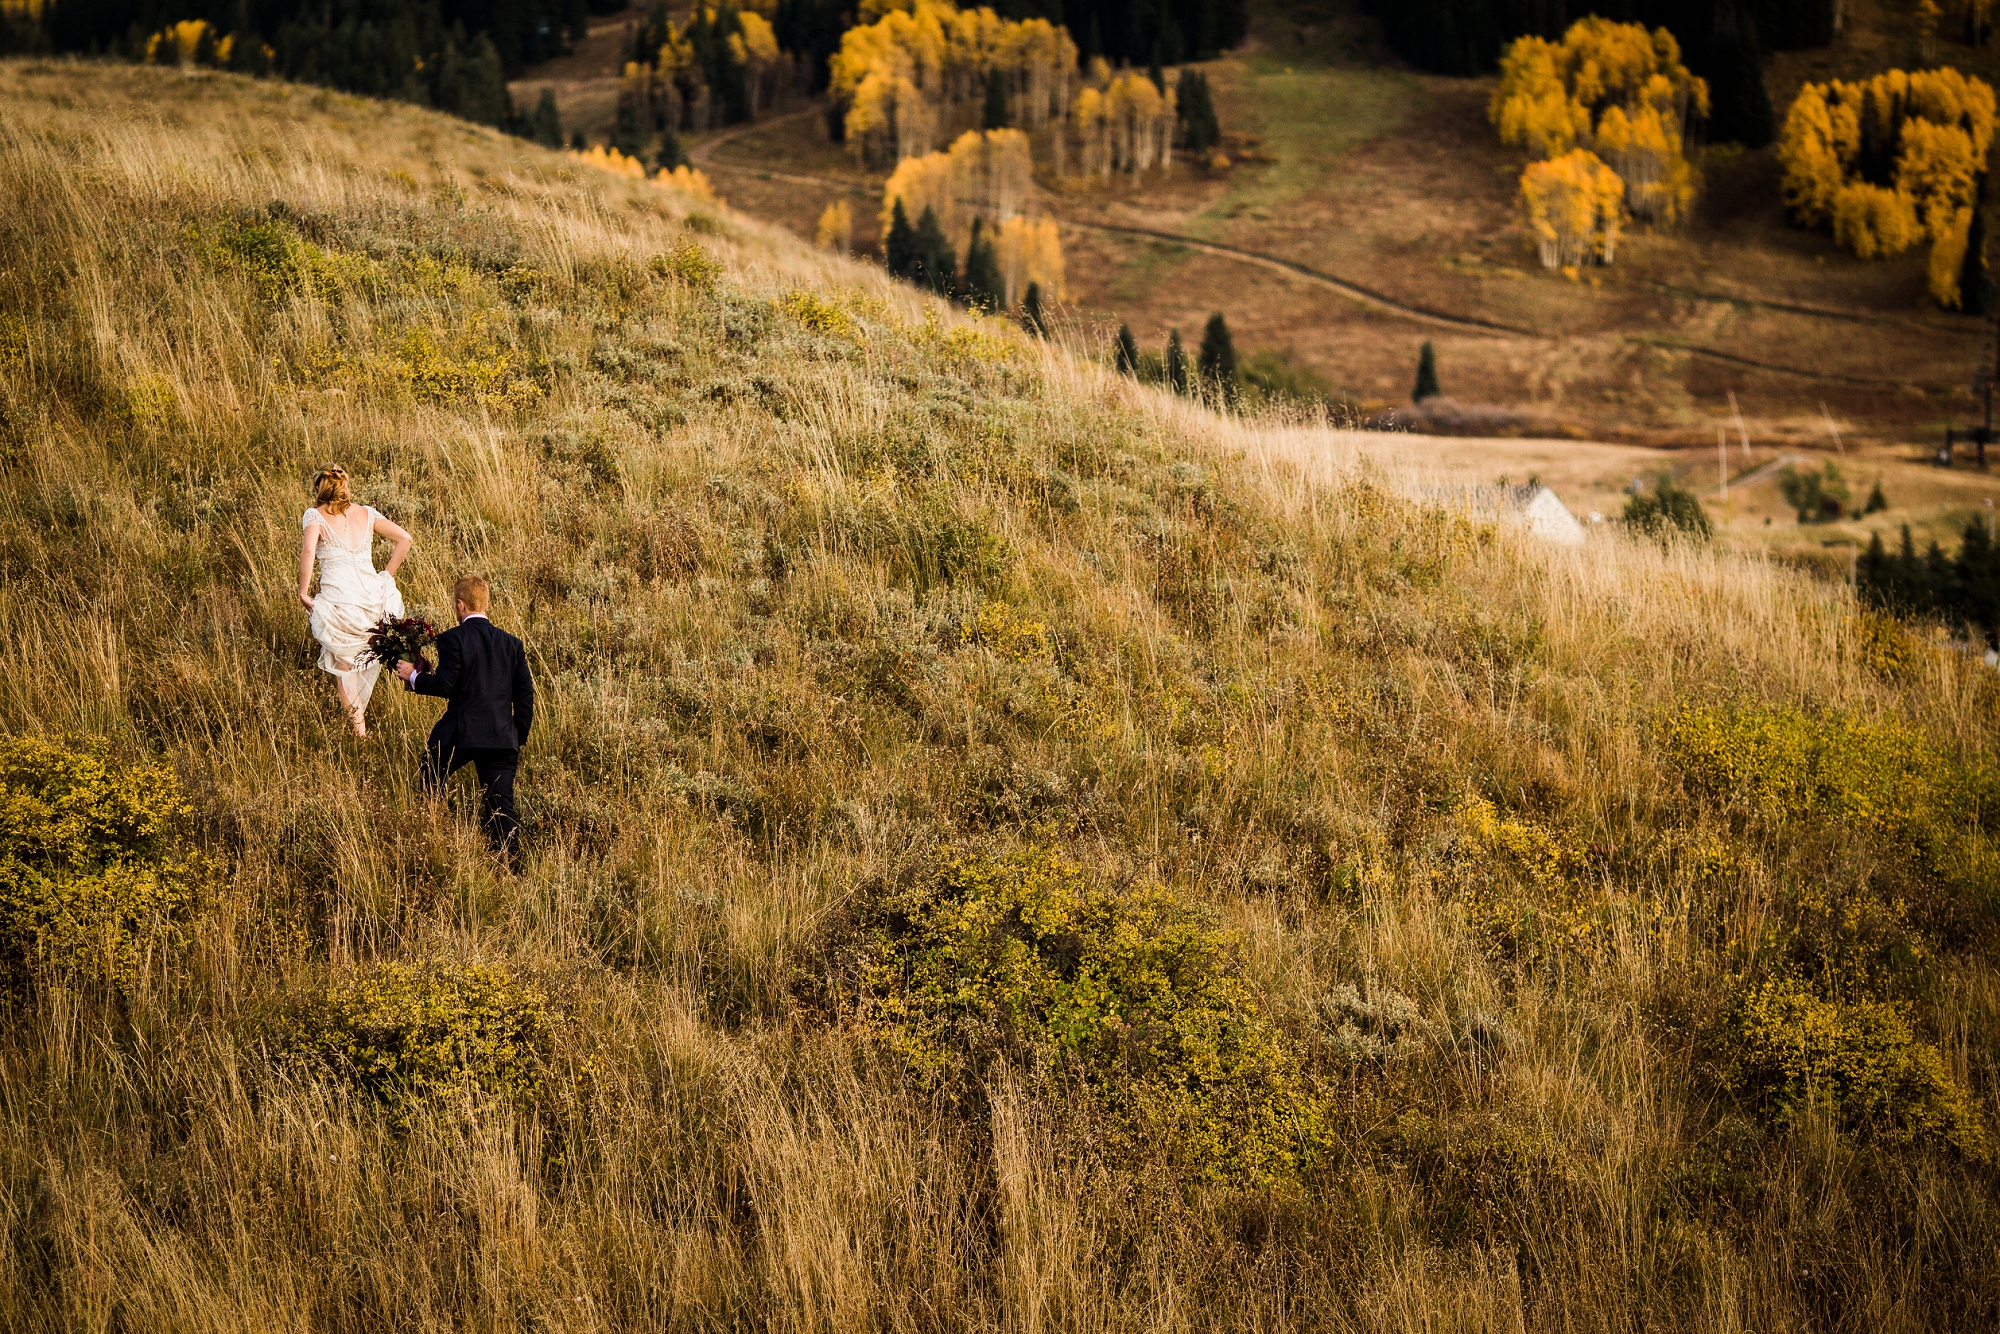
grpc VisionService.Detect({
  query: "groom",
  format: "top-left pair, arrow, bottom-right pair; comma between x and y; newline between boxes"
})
395,574 -> 535,864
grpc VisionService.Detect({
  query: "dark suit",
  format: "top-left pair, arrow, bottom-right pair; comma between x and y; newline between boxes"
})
407,615 -> 534,857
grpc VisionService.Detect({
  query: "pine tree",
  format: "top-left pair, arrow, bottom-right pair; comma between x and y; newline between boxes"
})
983,66 -> 1009,130
913,204 -> 957,296
570,130 -> 588,150
1147,42 -> 1165,93
1115,322 -> 1140,374
1864,477 -> 1889,514
885,197 -> 917,279
1176,69 -> 1220,153
530,89 -> 564,148
614,85 -> 649,158
1413,341 -> 1440,400
1165,329 -> 1189,394
1708,5 -> 1775,149
1197,312 -> 1238,401
656,116 -> 688,171
1962,201 -> 1990,317
1021,281 -> 1046,336
961,217 -> 1004,311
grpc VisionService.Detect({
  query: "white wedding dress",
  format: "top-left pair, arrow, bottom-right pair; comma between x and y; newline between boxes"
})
304,506 -> 404,710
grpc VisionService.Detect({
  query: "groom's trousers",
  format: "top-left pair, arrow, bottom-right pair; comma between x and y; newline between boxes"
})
422,744 -> 520,857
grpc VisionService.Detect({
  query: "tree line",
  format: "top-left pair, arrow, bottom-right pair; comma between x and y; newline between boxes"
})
11,0 -> 584,134
1363,0 -> 1820,146
1858,521 -> 2000,647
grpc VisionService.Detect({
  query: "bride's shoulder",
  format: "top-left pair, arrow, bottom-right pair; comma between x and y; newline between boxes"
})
301,507 -> 322,528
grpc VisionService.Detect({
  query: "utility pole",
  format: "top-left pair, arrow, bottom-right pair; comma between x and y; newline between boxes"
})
1728,390 -> 1752,466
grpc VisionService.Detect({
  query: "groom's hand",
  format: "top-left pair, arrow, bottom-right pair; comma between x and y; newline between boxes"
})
395,661 -> 417,684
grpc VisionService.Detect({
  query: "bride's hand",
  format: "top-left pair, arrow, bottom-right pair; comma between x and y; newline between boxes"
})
299,591 -> 315,610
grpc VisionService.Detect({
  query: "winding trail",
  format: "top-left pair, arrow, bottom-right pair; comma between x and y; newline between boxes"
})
692,118 -> 1944,393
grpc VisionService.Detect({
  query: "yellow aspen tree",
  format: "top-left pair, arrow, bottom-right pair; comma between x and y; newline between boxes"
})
1930,205 -> 1972,306
1071,86 -> 1110,177
1780,68 -> 1993,302
997,216 -> 1064,305
817,199 -> 855,252
1520,149 -> 1625,269
831,0 -> 1075,166
1777,81 -> 1847,226
1492,19 -> 1706,224
1831,181 -> 1921,257
730,13 -> 783,118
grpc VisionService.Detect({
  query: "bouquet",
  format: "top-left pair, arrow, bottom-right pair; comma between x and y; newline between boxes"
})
361,615 -> 439,675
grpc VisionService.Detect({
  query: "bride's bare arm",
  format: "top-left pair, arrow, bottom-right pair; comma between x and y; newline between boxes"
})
299,522 -> 320,609
375,512 -> 414,576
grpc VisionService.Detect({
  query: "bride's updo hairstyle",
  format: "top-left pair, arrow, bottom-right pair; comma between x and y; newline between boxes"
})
313,465 -> 353,515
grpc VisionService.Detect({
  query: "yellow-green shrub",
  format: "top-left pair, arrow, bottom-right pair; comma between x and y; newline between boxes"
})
286,961 -> 553,1117
1666,705 -> 2000,936
1453,795 -> 1606,960
1732,977 -> 1988,1159
0,735 -> 200,989
854,846 -> 1324,1187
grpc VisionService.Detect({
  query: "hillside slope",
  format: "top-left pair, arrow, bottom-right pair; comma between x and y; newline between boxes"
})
1,60 -> 1998,1331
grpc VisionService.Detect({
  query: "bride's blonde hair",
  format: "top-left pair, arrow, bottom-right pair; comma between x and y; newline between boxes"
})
313,466 -> 353,515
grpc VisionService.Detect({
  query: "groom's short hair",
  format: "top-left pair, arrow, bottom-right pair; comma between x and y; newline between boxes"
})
454,575 -> 491,612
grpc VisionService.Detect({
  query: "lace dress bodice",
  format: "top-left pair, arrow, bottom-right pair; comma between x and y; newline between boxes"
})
306,506 -> 384,604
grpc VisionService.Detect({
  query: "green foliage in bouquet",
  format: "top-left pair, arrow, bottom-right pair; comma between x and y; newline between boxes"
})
0,735 -> 203,991
852,846 -> 1326,1187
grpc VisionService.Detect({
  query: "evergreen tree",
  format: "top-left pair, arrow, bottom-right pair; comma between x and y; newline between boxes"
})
656,120 -> 688,171
1115,322 -> 1140,374
529,89 -> 564,149
614,84 -> 649,157
435,32 -> 515,130
912,204 -> 957,296
1197,312 -> 1238,401
1708,4 -> 1775,149
1165,329 -> 1189,394
571,130 -> 588,150
1147,42 -> 1165,93
983,66 -> 1009,130
1176,69 -> 1220,153
1021,281 -> 1046,337
961,217 -> 1004,311
1864,477 -> 1888,514
1962,200 -> 1990,316
885,197 -> 917,279
1413,341 -> 1440,400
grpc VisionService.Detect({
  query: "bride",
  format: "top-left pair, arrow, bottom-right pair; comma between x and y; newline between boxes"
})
298,465 -> 413,736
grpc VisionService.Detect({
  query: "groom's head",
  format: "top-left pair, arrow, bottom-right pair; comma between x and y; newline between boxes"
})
453,575 -> 491,622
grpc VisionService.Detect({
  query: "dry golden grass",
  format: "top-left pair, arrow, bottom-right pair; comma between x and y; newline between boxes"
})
0,57 -> 1996,1332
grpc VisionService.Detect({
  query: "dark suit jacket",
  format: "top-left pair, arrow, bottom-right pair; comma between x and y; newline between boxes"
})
408,616 -> 534,752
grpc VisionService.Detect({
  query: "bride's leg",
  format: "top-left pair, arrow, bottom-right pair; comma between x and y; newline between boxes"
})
333,665 -> 368,736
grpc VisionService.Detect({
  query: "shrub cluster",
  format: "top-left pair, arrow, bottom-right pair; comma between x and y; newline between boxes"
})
285,961 -> 554,1118
853,846 -> 1325,1186
1732,978 -> 1988,1159
1668,705 -> 1995,1155
0,735 -> 201,990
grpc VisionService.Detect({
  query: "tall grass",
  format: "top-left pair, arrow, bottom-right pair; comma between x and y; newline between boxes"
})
0,58 -> 1995,1331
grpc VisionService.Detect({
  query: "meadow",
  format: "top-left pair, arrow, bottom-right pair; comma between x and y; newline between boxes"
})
1,57 -> 1998,1332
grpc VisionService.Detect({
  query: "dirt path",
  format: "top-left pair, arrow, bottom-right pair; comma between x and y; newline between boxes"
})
695,128 -> 1947,392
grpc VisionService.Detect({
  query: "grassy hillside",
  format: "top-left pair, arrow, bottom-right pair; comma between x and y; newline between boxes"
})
2,58 -> 1999,1331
